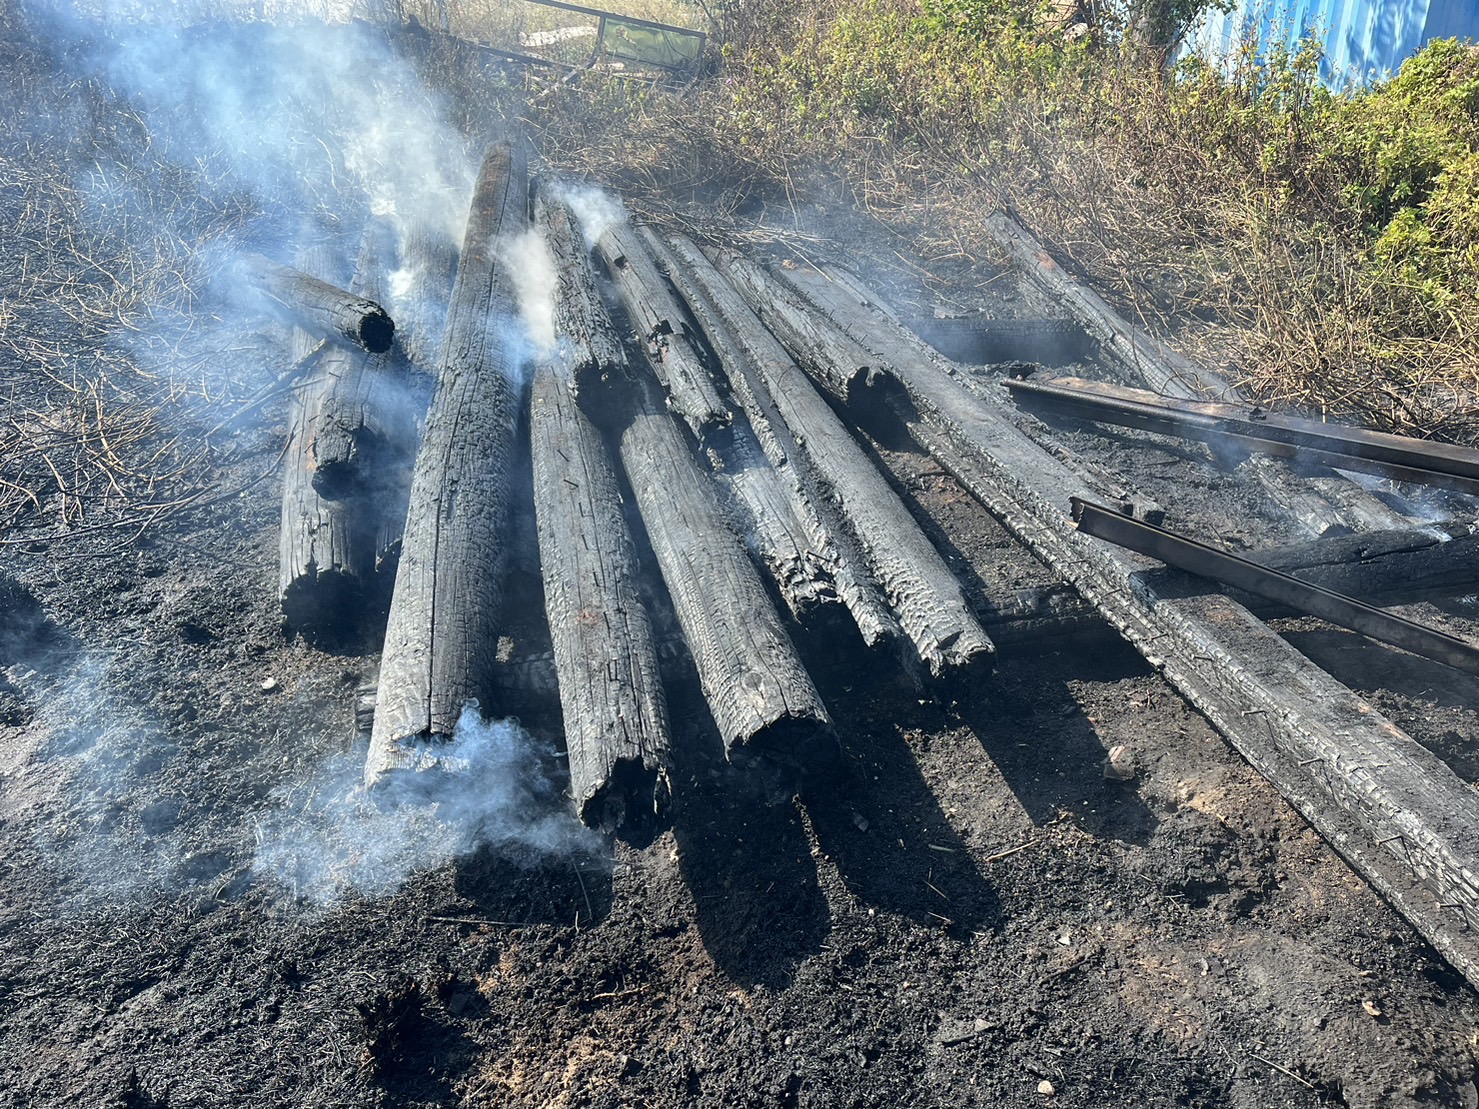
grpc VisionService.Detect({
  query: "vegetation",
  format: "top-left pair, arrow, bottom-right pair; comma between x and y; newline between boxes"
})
535,0 -> 1479,440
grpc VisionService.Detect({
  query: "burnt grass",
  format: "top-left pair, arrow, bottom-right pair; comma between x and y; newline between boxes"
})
6,15 -> 1479,1109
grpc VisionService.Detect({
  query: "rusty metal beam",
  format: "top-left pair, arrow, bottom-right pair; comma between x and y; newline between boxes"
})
1071,498 -> 1479,677
1007,373 -> 1479,498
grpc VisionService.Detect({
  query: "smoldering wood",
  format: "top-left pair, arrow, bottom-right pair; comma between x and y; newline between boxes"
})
279,243 -> 372,645
243,252 -> 396,354
615,366 -> 834,771
366,142 -> 529,786
594,219 -> 729,437
981,212 -> 1410,536
640,230 -> 841,629
685,243 -> 997,688
534,191 -> 625,402
311,221 -> 418,507
530,360 -> 673,831
392,217 -> 460,374
746,254 -> 1479,991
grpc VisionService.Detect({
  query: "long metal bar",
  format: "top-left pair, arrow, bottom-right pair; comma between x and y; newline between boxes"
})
1071,498 -> 1479,676
1007,373 -> 1479,496
525,0 -> 706,40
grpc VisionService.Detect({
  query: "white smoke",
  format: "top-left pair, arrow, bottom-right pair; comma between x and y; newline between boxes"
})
554,182 -> 626,248
252,704 -> 600,904
502,227 -> 558,357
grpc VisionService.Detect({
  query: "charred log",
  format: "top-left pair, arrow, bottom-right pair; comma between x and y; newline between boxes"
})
244,252 -> 396,354
530,360 -> 672,831
534,191 -> 625,402
615,366 -> 834,773
391,217 -> 460,374
685,243 -> 995,688
741,254 -> 1479,991
594,219 -> 729,437
366,142 -> 529,786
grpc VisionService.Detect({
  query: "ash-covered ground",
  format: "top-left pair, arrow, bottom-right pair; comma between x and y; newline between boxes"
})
4,6 -> 1479,1109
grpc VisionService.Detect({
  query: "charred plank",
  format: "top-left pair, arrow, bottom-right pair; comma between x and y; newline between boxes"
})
244,252 -> 396,354
535,191 -> 625,402
366,142 -> 529,786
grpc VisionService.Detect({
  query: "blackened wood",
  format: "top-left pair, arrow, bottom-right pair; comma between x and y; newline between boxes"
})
594,219 -> 729,437
752,256 -> 1479,991
530,360 -> 672,831
391,217 -> 460,375
311,222 -> 417,505
616,368 -> 833,770
244,253 -> 396,354
689,244 -> 996,687
279,243 -> 371,645
366,142 -> 529,785
642,230 -> 839,628
982,213 -> 1409,535
534,191 -> 625,402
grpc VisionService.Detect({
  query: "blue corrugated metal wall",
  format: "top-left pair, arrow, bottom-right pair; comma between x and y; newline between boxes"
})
1186,0 -> 1479,87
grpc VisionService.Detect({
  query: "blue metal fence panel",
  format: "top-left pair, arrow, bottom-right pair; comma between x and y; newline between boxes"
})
1186,0 -> 1479,87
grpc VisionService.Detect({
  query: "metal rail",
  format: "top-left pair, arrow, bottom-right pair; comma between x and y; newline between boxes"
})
1071,498 -> 1479,676
1007,373 -> 1479,497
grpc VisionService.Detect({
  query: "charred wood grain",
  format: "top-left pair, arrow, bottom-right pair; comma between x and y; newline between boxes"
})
693,245 -> 996,688
981,213 -> 1410,535
279,242 -> 371,646
752,256 -> 1479,990
366,142 -> 529,786
392,216 -> 460,374
244,252 -> 396,354
535,191 -> 625,402
594,219 -> 729,437
615,366 -> 833,772
530,358 -> 673,832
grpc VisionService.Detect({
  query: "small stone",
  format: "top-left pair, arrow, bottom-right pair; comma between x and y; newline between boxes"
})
1103,744 -> 1136,781
1038,1079 -> 1056,1096
1362,998 -> 1383,1017
260,676 -> 278,692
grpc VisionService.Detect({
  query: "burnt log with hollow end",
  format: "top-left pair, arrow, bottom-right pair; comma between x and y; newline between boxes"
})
641,230 -> 841,629
615,366 -> 834,772
739,253 -> 1479,991
365,142 -> 529,786
594,219 -> 729,437
311,221 -> 418,507
244,253 -> 396,354
535,191 -> 625,402
682,242 -> 996,688
279,242 -> 372,645
530,360 -> 672,831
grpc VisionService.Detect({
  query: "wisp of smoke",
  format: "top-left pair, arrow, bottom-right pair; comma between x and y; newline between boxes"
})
253,704 -> 601,905
554,182 -> 626,248
502,228 -> 558,357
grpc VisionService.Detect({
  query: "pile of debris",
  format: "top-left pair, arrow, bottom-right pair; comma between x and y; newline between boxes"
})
260,138 -> 1479,998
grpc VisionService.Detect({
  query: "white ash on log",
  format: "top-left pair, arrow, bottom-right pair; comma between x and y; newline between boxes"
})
529,190 -> 673,832
641,229 -> 842,630
365,142 -> 528,786
615,365 -> 835,773
750,255 -> 1479,991
279,241 -> 373,645
534,192 -> 625,402
708,247 -> 996,687
243,252 -> 396,354
594,219 -> 730,437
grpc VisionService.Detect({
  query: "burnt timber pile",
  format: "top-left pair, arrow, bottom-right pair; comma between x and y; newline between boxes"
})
258,131 -> 1479,1001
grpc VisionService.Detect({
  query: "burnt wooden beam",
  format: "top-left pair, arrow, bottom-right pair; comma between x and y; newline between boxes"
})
641,230 -> 841,630
244,252 -> 396,354
981,213 -> 1411,535
687,243 -> 996,689
529,192 -> 673,832
742,255 -> 1479,991
279,242 -> 371,646
391,217 -> 459,375
594,219 -> 730,437
615,365 -> 834,773
366,142 -> 529,786
535,191 -> 625,402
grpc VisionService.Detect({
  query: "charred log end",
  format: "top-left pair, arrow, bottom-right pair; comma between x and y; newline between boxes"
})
310,458 -> 364,501
578,758 -> 672,835
728,714 -> 841,801
359,310 -> 395,354
927,637 -> 997,700
282,570 -> 363,647
363,732 -> 463,792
